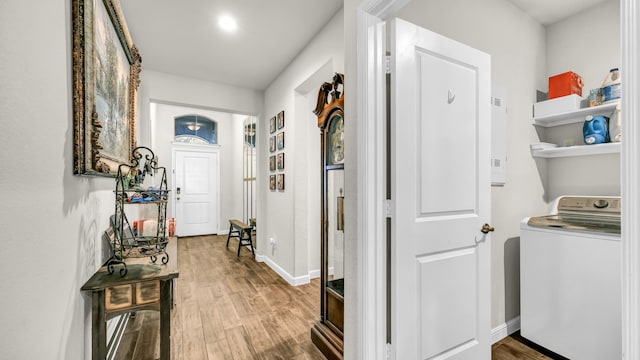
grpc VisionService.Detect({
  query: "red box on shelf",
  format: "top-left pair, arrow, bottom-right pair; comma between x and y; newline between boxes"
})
548,71 -> 583,99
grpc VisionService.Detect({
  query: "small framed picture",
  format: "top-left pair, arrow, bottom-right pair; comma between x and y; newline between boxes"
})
269,116 -> 276,134
276,132 -> 285,150
269,175 -> 276,191
277,153 -> 284,170
277,110 -> 285,129
277,174 -> 285,191
270,136 -> 276,153
269,155 -> 276,171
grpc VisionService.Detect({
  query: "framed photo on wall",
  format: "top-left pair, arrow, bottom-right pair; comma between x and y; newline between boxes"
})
270,116 -> 276,134
269,175 -> 276,191
270,155 -> 276,171
277,174 -> 285,191
270,136 -> 276,153
277,153 -> 284,170
72,0 -> 142,176
277,110 -> 285,129
276,132 -> 285,150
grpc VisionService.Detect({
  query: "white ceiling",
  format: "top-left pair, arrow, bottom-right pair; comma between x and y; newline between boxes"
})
507,0 -> 611,25
119,0 -> 343,91
119,0 -> 610,92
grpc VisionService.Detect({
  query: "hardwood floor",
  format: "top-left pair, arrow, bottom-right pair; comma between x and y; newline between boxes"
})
114,235 -> 553,360
115,235 -> 325,360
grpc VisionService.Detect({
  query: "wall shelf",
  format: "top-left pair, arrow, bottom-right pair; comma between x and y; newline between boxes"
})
531,142 -> 620,158
533,101 -> 620,127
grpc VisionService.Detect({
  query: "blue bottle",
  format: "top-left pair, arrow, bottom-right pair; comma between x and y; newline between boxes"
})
583,115 -> 610,144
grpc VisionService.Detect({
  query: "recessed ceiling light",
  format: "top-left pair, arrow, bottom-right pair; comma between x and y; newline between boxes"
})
218,15 -> 238,33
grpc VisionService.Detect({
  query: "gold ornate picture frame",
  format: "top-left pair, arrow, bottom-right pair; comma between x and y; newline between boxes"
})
72,0 -> 141,176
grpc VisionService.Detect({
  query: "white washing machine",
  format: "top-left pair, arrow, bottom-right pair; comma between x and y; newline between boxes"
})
520,196 -> 621,360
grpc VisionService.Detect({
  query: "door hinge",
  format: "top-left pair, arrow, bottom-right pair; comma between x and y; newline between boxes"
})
385,199 -> 392,218
386,343 -> 392,360
385,54 -> 391,74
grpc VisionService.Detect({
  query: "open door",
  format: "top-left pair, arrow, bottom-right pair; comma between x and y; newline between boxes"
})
389,18 -> 492,359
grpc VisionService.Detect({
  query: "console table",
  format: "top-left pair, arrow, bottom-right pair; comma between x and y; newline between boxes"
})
81,237 -> 179,360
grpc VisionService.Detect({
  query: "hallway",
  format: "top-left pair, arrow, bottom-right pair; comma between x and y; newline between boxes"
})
115,235 -> 325,359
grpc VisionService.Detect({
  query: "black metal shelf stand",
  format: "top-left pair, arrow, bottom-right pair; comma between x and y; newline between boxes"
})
107,146 -> 170,276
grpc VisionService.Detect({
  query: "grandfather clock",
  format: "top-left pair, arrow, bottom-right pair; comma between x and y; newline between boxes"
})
310,73 -> 345,360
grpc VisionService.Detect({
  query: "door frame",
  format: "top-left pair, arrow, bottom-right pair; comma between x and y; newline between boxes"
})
355,0 -> 639,359
171,142 -> 221,236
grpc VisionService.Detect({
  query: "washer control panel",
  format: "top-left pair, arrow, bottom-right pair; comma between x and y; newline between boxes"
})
557,196 -> 621,215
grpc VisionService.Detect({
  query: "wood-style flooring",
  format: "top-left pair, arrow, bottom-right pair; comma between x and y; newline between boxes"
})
115,235 -> 553,360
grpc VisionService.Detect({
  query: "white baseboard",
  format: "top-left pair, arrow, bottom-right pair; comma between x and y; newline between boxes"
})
255,254 -> 311,286
491,316 -> 521,344
308,269 -> 320,279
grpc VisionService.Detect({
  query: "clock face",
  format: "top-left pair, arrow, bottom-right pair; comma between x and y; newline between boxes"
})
327,114 -> 344,165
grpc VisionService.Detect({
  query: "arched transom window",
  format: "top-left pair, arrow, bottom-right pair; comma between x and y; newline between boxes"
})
174,115 -> 217,144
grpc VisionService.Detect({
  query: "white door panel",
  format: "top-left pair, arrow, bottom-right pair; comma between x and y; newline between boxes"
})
174,147 -> 219,237
418,50 -> 477,216
391,18 -> 491,360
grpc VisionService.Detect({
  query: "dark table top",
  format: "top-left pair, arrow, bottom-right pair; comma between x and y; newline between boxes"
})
81,237 -> 179,291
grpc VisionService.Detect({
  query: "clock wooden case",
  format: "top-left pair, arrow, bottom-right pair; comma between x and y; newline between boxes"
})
310,73 -> 345,360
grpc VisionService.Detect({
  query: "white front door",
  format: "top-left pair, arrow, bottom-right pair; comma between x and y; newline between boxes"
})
390,18 -> 492,359
173,145 -> 220,237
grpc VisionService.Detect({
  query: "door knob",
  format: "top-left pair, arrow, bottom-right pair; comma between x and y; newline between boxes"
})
481,223 -> 494,234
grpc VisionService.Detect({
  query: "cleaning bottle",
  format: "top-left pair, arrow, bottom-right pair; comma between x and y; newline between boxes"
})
583,115 -> 610,145
602,68 -> 621,103
611,104 -> 622,142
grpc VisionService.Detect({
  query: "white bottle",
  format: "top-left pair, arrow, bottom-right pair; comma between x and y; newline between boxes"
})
602,68 -> 621,103
612,104 -> 622,142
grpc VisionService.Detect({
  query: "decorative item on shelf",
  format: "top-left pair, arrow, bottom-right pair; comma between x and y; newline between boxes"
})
107,146 -> 170,276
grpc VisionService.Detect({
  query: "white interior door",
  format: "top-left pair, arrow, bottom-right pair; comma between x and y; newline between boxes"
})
173,145 -> 220,237
390,18 -> 491,359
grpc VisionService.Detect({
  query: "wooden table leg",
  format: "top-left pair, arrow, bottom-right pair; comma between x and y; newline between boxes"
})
92,290 -> 106,360
160,279 -> 172,360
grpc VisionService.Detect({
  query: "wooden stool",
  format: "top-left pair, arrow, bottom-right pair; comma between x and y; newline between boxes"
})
226,219 -> 255,257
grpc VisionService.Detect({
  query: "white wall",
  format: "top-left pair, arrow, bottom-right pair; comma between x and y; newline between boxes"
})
392,0 -> 550,331
151,103 -> 245,228
137,69 -> 263,147
259,9 -> 344,280
544,0 -> 621,199
0,1 -> 119,358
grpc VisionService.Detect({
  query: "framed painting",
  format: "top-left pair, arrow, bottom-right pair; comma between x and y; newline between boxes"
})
72,0 -> 142,176
269,175 -> 276,191
270,136 -> 276,153
277,153 -> 284,170
277,110 -> 285,129
269,155 -> 276,171
276,132 -> 285,150
270,116 -> 276,134
277,174 -> 285,191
